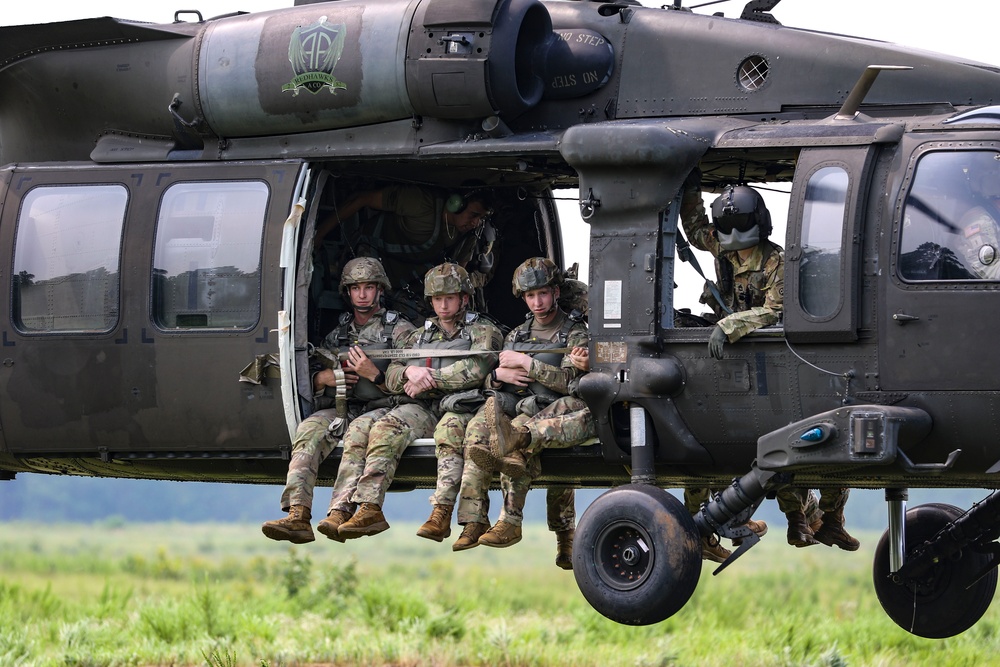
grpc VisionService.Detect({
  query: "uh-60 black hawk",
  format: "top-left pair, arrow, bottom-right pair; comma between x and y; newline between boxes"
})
4,0 -> 1000,638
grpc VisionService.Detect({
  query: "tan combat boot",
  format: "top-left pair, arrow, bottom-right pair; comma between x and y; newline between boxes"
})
472,396 -> 530,472
261,505 -> 314,544
416,504 -> 454,542
316,509 -> 353,543
813,509 -> 861,551
701,534 -> 731,563
478,520 -> 522,547
452,522 -> 490,551
555,529 -> 574,570
785,510 -> 820,547
337,502 -> 389,539
731,518 -> 768,546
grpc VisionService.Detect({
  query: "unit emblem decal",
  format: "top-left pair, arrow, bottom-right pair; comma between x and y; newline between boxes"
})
282,16 -> 348,95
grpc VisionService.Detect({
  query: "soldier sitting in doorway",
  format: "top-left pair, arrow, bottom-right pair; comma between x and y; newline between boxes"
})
261,257 -> 415,544
454,258 -> 590,569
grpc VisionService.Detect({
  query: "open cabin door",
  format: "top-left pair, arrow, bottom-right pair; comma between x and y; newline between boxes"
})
0,160 -> 305,459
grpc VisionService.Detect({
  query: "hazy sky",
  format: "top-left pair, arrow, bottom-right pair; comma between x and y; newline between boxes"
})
3,0 -> 995,304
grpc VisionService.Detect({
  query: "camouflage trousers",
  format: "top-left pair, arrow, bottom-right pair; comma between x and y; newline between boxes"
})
279,408 -> 342,512
325,407 -> 391,515
457,396 -> 589,528
457,451 -> 576,532
777,487 -> 849,522
522,396 -> 596,456
351,402 -> 438,507
429,410 -> 477,507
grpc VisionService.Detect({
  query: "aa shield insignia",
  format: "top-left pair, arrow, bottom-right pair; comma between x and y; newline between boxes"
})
282,16 -> 348,95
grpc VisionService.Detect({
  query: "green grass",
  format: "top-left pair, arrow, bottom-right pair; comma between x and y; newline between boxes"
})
0,521 -> 997,666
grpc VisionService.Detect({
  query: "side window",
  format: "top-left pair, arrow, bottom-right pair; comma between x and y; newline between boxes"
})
799,166 -> 848,318
152,181 -> 269,330
899,150 -> 1000,281
12,184 -> 128,333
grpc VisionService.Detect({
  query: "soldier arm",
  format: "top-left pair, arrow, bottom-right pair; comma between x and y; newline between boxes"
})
680,187 -> 721,255
383,327 -> 421,394
430,323 -> 501,391
526,324 -> 589,395
717,259 -> 783,342
315,190 -> 383,244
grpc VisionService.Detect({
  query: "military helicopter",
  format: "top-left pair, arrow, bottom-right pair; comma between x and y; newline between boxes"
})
3,0 -> 1000,638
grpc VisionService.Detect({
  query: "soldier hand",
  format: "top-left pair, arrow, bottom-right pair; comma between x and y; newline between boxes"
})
313,368 -> 340,389
345,345 -> 378,380
499,349 -> 532,371
495,366 -> 529,387
569,346 -> 590,372
403,366 -> 437,396
708,326 -> 727,359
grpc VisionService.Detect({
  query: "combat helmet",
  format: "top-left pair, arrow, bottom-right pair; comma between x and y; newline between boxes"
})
512,257 -> 561,297
558,278 -> 589,318
424,262 -> 474,297
340,257 -> 391,296
710,185 -> 772,250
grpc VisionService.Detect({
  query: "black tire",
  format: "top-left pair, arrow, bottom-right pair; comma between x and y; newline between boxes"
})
573,485 -> 701,625
873,502 -> 997,638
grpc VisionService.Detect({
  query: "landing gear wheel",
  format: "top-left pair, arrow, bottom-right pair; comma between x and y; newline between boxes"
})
573,485 -> 701,625
873,502 -> 997,638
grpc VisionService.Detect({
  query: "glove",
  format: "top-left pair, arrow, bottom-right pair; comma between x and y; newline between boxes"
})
708,325 -> 728,359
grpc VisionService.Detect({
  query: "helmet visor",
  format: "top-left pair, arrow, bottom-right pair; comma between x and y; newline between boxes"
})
714,212 -> 756,234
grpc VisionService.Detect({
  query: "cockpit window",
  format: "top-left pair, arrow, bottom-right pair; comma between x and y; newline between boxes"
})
12,184 -> 128,333
900,150 -> 1000,281
799,166 -> 848,318
152,181 -> 269,330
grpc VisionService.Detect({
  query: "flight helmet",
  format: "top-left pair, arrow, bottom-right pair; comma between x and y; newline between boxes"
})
710,185 -> 772,251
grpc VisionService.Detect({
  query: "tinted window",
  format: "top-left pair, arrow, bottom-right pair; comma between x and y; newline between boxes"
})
12,184 -> 128,333
900,150 -> 1000,281
799,167 -> 848,318
152,181 -> 269,330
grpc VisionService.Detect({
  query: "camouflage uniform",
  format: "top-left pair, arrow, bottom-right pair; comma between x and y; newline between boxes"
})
407,313 -> 503,507
279,306 -> 414,513
680,186 -> 784,342
458,306 -> 590,529
776,487 -> 843,524
355,186 -> 485,308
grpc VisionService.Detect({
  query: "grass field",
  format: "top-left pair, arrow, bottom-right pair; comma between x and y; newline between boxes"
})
1,520 -> 997,667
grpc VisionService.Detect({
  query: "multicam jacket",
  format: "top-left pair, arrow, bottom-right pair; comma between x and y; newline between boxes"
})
314,307 -> 415,411
681,187 -> 784,342
498,309 -> 589,402
383,311 -> 501,398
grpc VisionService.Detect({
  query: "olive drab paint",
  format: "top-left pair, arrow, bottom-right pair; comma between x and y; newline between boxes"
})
3,0 -> 1000,640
